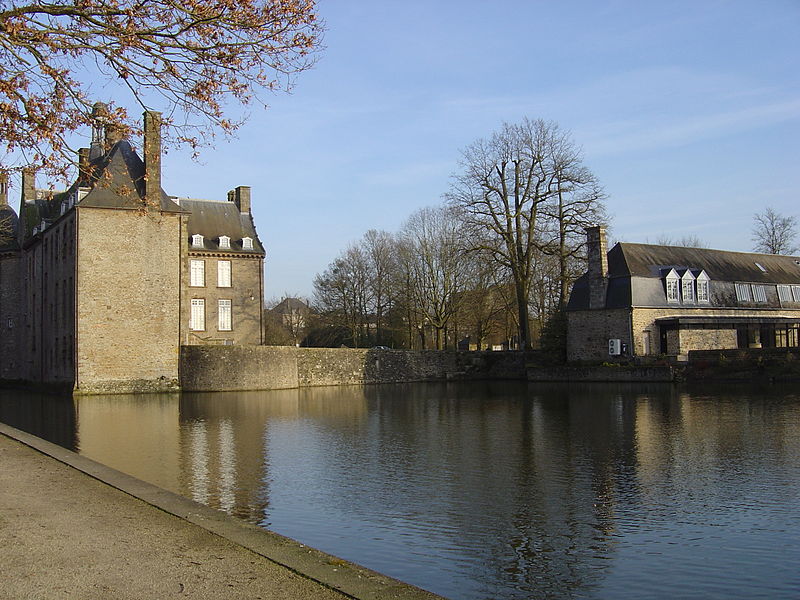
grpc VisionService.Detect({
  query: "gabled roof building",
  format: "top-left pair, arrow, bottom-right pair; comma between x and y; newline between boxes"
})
567,226 -> 800,361
0,105 -> 265,393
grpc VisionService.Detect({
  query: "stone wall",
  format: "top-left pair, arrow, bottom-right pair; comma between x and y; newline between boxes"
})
75,208 -> 182,394
180,346 -> 298,391
0,252 -> 21,381
566,308 -> 631,362
180,346 -> 527,392
182,251 -> 263,347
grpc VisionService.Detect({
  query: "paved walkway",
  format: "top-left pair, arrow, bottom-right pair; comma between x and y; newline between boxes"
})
0,425 -> 441,600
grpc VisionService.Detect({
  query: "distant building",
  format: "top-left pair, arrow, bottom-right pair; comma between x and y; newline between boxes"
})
567,226 -> 800,361
0,104 -> 265,393
264,297 -> 312,346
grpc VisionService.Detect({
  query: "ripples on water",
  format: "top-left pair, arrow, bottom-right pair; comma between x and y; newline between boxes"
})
1,382 -> 799,600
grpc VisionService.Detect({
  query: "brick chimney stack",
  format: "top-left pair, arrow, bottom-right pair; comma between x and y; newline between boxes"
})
586,225 -> 609,309
78,148 -> 90,184
21,167 -> 35,204
234,186 -> 251,213
143,110 -> 162,210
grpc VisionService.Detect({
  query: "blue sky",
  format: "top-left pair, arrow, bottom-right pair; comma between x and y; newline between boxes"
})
105,2 -> 800,298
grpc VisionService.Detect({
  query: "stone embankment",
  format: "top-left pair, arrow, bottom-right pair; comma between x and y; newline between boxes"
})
0,422 -> 442,600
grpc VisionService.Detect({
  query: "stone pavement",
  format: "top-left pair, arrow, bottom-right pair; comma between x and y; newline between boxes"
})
0,424 -> 442,600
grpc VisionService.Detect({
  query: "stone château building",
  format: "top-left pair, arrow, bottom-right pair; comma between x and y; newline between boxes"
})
566,226 -> 800,361
0,105 -> 265,393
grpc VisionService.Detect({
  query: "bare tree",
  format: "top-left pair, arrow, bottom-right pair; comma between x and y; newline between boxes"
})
655,234 -> 706,248
362,229 -> 395,346
313,244 -> 373,347
397,206 -> 469,350
447,118 -> 604,350
752,207 -> 799,255
0,0 -> 321,177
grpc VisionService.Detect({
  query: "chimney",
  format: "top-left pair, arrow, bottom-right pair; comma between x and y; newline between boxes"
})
78,148 -> 90,184
234,186 -> 251,213
0,170 -> 7,206
586,225 -> 608,309
22,167 -> 35,204
143,110 -> 162,210
227,190 -> 235,203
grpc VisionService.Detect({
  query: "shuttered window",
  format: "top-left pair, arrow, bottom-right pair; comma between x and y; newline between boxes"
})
778,285 -> 792,302
190,299 -> 205,331
217,260 -> 231,287
190,260 -> 205,287
218,299 -> 232,331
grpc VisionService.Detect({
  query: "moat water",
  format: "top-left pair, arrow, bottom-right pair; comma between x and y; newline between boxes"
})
2,381 -> 799,600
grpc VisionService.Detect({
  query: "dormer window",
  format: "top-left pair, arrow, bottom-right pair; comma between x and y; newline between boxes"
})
219,235 -> 231,249
242,237 -> 253,250
696,270 -> 710,303
680,270 -> 695,303
192,234 -> 204,248
664,269 -> 680,303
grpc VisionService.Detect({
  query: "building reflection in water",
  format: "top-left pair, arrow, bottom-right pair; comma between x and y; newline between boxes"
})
1,382 -> 798,600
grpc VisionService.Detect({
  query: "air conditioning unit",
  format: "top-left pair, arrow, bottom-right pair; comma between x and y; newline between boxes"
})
608,339 -> 622,356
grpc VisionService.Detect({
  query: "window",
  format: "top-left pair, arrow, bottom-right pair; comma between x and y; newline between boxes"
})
242,236 -> 253,250
752,284 -> 767,303
219,235 -> 231,249
735,283 -> 752,302
190,260 -> 205,287
755,262 -> 767,273
696,272 -> 710,303
666,277 -> 679,303
217,260 -> 231,287
778,285 -> 793,303
682,278 -> 694,303
218,299 -> 232,331
792,286 -> 800,302
190,299 -> 205,331
192,234 -> 204,248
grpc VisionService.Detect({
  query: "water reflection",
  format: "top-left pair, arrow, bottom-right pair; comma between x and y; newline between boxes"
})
1,382 -> 798,600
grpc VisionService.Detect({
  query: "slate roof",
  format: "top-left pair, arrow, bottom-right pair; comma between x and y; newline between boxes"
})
610,243 -> 800,284
78,140 -> 183,212
568,242 -> 800,311
179,198 -> 265,255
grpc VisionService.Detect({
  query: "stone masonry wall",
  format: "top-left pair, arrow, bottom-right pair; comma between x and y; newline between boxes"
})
0,253 -> 21,380
567,308 -> 631,362
181,346 -> 467,392
76,208 -> 182,394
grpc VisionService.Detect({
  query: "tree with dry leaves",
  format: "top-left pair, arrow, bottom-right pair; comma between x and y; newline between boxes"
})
0,0 -> 321,177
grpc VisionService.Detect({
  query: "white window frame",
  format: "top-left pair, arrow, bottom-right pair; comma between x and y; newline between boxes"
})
792,285 -> 800,302
217,260 -> 231,287
681,271 -> 695,303
752,284 -> 767,303
218,299 -> 232,331
665,270 -> 680,303
190,299 -> 205,331
242,236 -> 253,250
192,234 -> 204,248
778,285 -> 792,303
219,235 -> 231,249
190,259 -> 205,287
696,271 -> 710,303
735,283 -> 752,302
